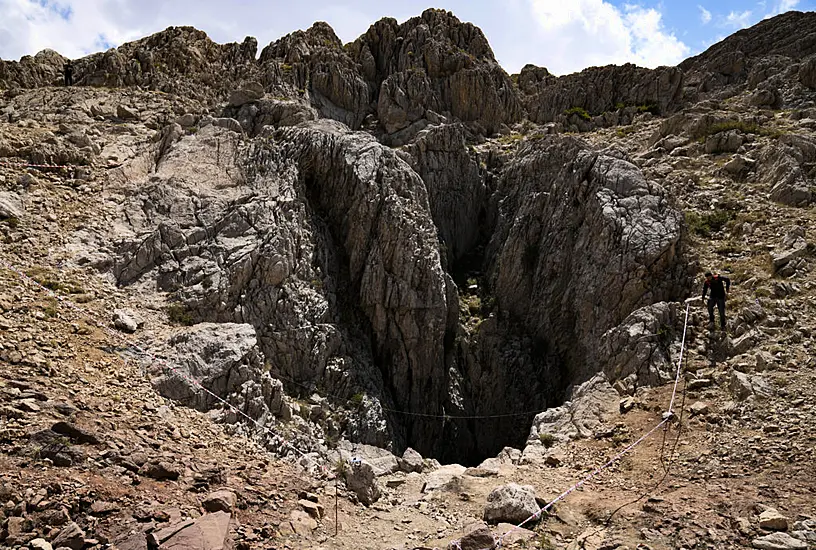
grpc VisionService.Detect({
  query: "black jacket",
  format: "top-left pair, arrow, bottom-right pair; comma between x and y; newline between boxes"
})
702,275 -> 730,300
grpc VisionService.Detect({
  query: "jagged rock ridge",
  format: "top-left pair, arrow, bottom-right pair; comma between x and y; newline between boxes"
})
6,9 -> 816,464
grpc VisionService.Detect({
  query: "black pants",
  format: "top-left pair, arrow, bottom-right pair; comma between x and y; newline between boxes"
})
707,297 -> 726,328
64,74 -> 73,86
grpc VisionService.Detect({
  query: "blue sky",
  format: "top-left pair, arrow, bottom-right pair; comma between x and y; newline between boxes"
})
0,0 -> 814,75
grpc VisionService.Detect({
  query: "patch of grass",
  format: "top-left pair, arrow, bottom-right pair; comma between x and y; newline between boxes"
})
462,295 -> 482,316
694,119 -> 783,140
685,209 -> 736,238
42,299 -> 58,318
564,106 -> 591,121
616,125 -> 637,138
715,239 -> 742,255
26,266 -> 85,294
614,102 -> 625,110
636,104 -> 660,115
497,133 -> 524,145
539,432 -> 556,448
166,303 -> 195,326
1,216 -> 20,228
349,393 -> 364,408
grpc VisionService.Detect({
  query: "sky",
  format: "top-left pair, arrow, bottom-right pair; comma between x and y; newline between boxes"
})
0,0 -> 814,75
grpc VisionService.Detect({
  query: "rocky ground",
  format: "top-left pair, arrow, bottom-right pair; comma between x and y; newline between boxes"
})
2,9 -> 816,550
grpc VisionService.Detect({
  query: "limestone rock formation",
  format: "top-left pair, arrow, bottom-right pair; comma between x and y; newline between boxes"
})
519,63 -> 684,125
487,137 -> 688,384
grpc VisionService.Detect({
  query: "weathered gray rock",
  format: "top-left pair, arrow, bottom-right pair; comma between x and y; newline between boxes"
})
729,370 -> 772,401
0,191 -> 23,219
518,63 -> 683,125
799,55 -> 816,89
29,538 -> 52,550
399,447 -> 424,473
483,483 -> 539,524
752,532 -> 808,550
599,302 -> 681,389
112,308 -> 140,333
211,117 -> 243,134
705,130 -> 743,154
760,136 -> 816,207
116,104 -> 140,120
423,464 -> 467,493
228,82 -> 264,107
344,459 -> 381,505
528,373 -> 618,442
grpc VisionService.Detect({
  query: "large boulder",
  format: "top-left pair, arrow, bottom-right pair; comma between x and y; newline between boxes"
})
344,459 -> 382,505
483,483 -> 540,524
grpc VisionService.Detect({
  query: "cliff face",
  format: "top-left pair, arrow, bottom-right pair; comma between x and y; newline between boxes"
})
9,9 -> 816,464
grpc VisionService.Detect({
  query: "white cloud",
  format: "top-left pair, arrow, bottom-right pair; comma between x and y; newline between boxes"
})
775,0 -> 800,11
527,0 -> 690,75
699,5 -> 712,24
724,10 -> 754,28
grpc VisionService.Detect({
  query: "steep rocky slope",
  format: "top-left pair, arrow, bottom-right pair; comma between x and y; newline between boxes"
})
1,8 -> 816,550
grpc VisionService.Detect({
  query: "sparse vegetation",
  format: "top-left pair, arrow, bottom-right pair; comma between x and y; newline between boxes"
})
26,266 -> 85,294
166,303 -> 195,326
636,104 -> 660,115
349,393 -> 365,408
564,106 -> 591,121
539,432 -> 556,448
694,119 -> 783,140
1,216 -> 20,228
685,209 -> 737,238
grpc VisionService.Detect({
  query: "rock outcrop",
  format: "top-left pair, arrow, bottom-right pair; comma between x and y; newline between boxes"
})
518,63 -> 684,125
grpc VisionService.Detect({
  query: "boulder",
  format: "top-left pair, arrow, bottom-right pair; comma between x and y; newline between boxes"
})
483,483 -> 540,524
202,489 -> 237,513
51,522 -> 85,550
228,82 -> 264,107
148,511 -> 232,550
399,447 -> 424,473
453,523 -> 495,550
528,373 -> 618,442
138,460 -> 182,481
759,508 -> 790,531
116,104 -> 140,120
113,309 -> 140,333
344,459 -> 381,506
752,532 -> 808,550
799,56 -> 816,89
0,191 -> 23,219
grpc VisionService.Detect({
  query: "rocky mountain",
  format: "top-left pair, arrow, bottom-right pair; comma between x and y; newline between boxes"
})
1,8 -> 816,550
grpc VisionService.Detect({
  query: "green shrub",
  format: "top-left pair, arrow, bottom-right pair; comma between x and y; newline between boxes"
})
694,120 -> 782,140
539,432 -> 556,448
167,303 -> 195,326
685,209 -> 736,238
1,216 -> 19,228
636,104 -> 660,115
564,106 -> 591,121
349,393 -> 364,408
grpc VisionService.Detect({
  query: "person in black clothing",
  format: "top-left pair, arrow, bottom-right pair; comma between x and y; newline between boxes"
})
702,271 -> 731,329
63,61 -> 73,86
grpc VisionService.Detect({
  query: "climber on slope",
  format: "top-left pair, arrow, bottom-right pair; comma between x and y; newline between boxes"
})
701,271 -> 731,330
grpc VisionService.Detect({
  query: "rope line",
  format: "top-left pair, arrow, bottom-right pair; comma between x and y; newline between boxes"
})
483,303 -> 692,550
274,372 -> 547,420
0,160 -> 77,169
2,256 -> 695,548
0,258 -> 327,475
